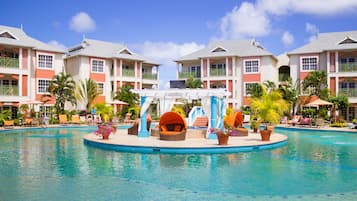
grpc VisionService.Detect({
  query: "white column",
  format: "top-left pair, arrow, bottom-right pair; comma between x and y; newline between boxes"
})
207,58 -> 210,88
119,59 -> 123,87
156,65 -> 160,88
327,52 -> 330,89
200,58 -> 204,80
18,75 -> 22,96
27,48 -> 31,98
139,62 -> 143,89
113,59 -> 117,94
19,48 -> 22,69
225,57 -> 229,89
335,51 -> 339,73
176,62 -> 180,79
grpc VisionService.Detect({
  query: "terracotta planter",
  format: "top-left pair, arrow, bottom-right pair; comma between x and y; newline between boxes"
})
260,129 -> 272,141
102,132 -> 110,140
216,131 -> 229,145
267,125 -> 274,134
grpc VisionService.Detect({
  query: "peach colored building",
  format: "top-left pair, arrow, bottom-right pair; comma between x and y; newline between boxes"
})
175,40 -> 278,108
288,31 -> 357,121
65,39 -> 160,110
0,25 -> 65,118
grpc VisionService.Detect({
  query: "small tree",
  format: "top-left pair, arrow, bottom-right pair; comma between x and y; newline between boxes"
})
250,85 -> 289,130
76,78 -> 101,112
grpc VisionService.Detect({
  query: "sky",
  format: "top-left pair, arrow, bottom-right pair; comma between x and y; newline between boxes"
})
2,0 -> 357,88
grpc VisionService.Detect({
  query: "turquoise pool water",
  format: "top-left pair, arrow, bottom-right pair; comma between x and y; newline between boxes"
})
0,127 -> 357,201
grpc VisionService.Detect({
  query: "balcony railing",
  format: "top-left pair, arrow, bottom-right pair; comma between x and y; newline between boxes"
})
142,73 -> 158,80
0,57 -> 19,68
210,69 -> 226,76
0,86 -> 19,96
339,63 -> 357,72
122,69 -> 135,77
178,71 -> 201,79
339,88 -> 357,97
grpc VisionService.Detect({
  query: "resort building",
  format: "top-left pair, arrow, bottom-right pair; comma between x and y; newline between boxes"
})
175,39 -> 278,108
65,39 -> 160,110
0,25 -> 65,118
288,31 -> 357,121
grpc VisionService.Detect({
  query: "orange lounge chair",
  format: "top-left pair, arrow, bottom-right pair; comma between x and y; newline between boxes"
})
71,115 -> 80,124
159,112 -> 187,141
24,118 -> 33,127
59,114 -> 68,124
192,116 -> 208,127
4,120 -> 14,128
224,111 -> 248,136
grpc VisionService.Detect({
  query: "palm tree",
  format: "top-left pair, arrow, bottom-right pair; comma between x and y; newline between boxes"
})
246,83 -> 263,98
113,84 -> 139,116
186,76 -> 202,88
250,85 -> 289,130
93,103 -> 113,123
279,78 -> 300,116
302,71 -> 329,99
47,72 -> 76,114
76,78 -> 101,112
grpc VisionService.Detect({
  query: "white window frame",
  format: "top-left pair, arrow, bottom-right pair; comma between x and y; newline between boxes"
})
37,79 -> 51,94
300,56 -> 318,72
37,53 -> 54,69
97,82 -> 105,95
91,59 -> 105,73
243,59 -> 260,74
244,82 -> 259,96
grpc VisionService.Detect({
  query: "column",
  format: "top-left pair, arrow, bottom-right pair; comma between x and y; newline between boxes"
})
19,48 -> 22,69
208,96 -> 217,139
119,59 -> 123,87
335,77 -> 339,96
200,58 -> 204,80
138,96 -> 150,137
176,63 -> 180,79
225,57 -> 229,90
327,52 -> 330,89
335,51 -> 339,73
139,62 -> 143,89
207,58 -> 210,88
113,59 -> 117,90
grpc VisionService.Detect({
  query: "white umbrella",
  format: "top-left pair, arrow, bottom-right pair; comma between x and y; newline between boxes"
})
305,99 -> 333,107
20,100 -> 43,105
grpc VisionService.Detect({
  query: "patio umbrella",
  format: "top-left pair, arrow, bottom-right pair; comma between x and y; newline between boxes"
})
304,98 -> 333,107
107,100 -> 128,105
20,100 -> 43,105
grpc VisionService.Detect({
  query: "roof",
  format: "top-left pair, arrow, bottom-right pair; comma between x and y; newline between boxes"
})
0,25 -> 65,53
67,38 -> 160,65
288,30 -> 357,55
175,39 -> 276,62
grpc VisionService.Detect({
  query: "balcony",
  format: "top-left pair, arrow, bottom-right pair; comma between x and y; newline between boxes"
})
0,57 -> 19,68
210,69 -> 226,77
339,88 -> 357,97
122,69 -> 135,77
142,73 -> 158,80
0,85 -> 19,96
178,71 -> 201,79
339,62 -> 357,72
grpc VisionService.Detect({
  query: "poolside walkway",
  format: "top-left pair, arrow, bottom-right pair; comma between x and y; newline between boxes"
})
83,129 -> 288,154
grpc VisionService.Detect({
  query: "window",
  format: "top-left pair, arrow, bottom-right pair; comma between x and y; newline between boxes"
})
211,63 -> 225,70
301,57 -> 318,71
38,80 -> 50,93
244,60 -> 259,73
91,59 -> 104,73
97,83 -> 104,94
38,54 -> 53,69
244,82 -> 259,96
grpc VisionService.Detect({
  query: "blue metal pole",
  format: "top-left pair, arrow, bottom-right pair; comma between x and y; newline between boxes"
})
138,96 -> 150,137
209,96 -> 217,139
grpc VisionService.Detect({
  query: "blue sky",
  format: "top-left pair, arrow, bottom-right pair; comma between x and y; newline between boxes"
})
2,0 -> 357,87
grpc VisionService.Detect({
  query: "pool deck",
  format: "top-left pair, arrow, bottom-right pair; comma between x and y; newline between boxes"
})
83,129 -> 288,153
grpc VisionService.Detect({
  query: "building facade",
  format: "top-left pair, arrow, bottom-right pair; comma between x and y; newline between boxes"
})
0,25 -> 65,118
175,40 -> 278,108
288,31 -> 357,121
65,39 -> 160,110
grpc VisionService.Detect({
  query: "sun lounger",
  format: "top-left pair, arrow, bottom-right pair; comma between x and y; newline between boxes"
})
4,120 -> 14,128
59,114 -> 68,124
71,115 -> 80,124
159,112 -> 187,141
24,118 -> 33,127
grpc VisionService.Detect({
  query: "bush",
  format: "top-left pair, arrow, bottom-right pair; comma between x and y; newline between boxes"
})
330,122 -> 348,127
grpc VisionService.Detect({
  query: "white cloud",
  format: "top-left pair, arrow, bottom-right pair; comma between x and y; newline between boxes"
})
132,41 -> 204,89
48,40 -> 67,51
220,2 -> 271,39
308,35 -> 318,42
281,31 -> 294,46
258,0 -> 357,15
305,22 -> 319,34
69,12 -> 96,33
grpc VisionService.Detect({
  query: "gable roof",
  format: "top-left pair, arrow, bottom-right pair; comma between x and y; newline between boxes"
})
67,38 -> 159,65
0,25 -> 65,53
288,30 -> 357,55
175,39 -> 276,62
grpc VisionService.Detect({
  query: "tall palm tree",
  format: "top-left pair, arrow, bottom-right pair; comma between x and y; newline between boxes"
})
76,78 -> 101,112
113,84 -> 139,116
302,71 -> 329,99
47,72 -> 76,114
186,76 -> 202,88
279,78 -> 300,115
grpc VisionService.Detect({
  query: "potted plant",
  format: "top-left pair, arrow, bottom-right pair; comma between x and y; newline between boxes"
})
250,119 -> 260,133
209,128 -> 229,145
95,123 -> 116,140
250,85 -> 289,141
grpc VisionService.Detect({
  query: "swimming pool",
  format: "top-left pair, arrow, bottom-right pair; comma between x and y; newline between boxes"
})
0,126 -> 357,201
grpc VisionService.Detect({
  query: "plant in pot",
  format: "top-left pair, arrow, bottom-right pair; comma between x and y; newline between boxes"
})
94,123 -> 116,140
250,118 -> 260,133
250,85 -> 289,141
